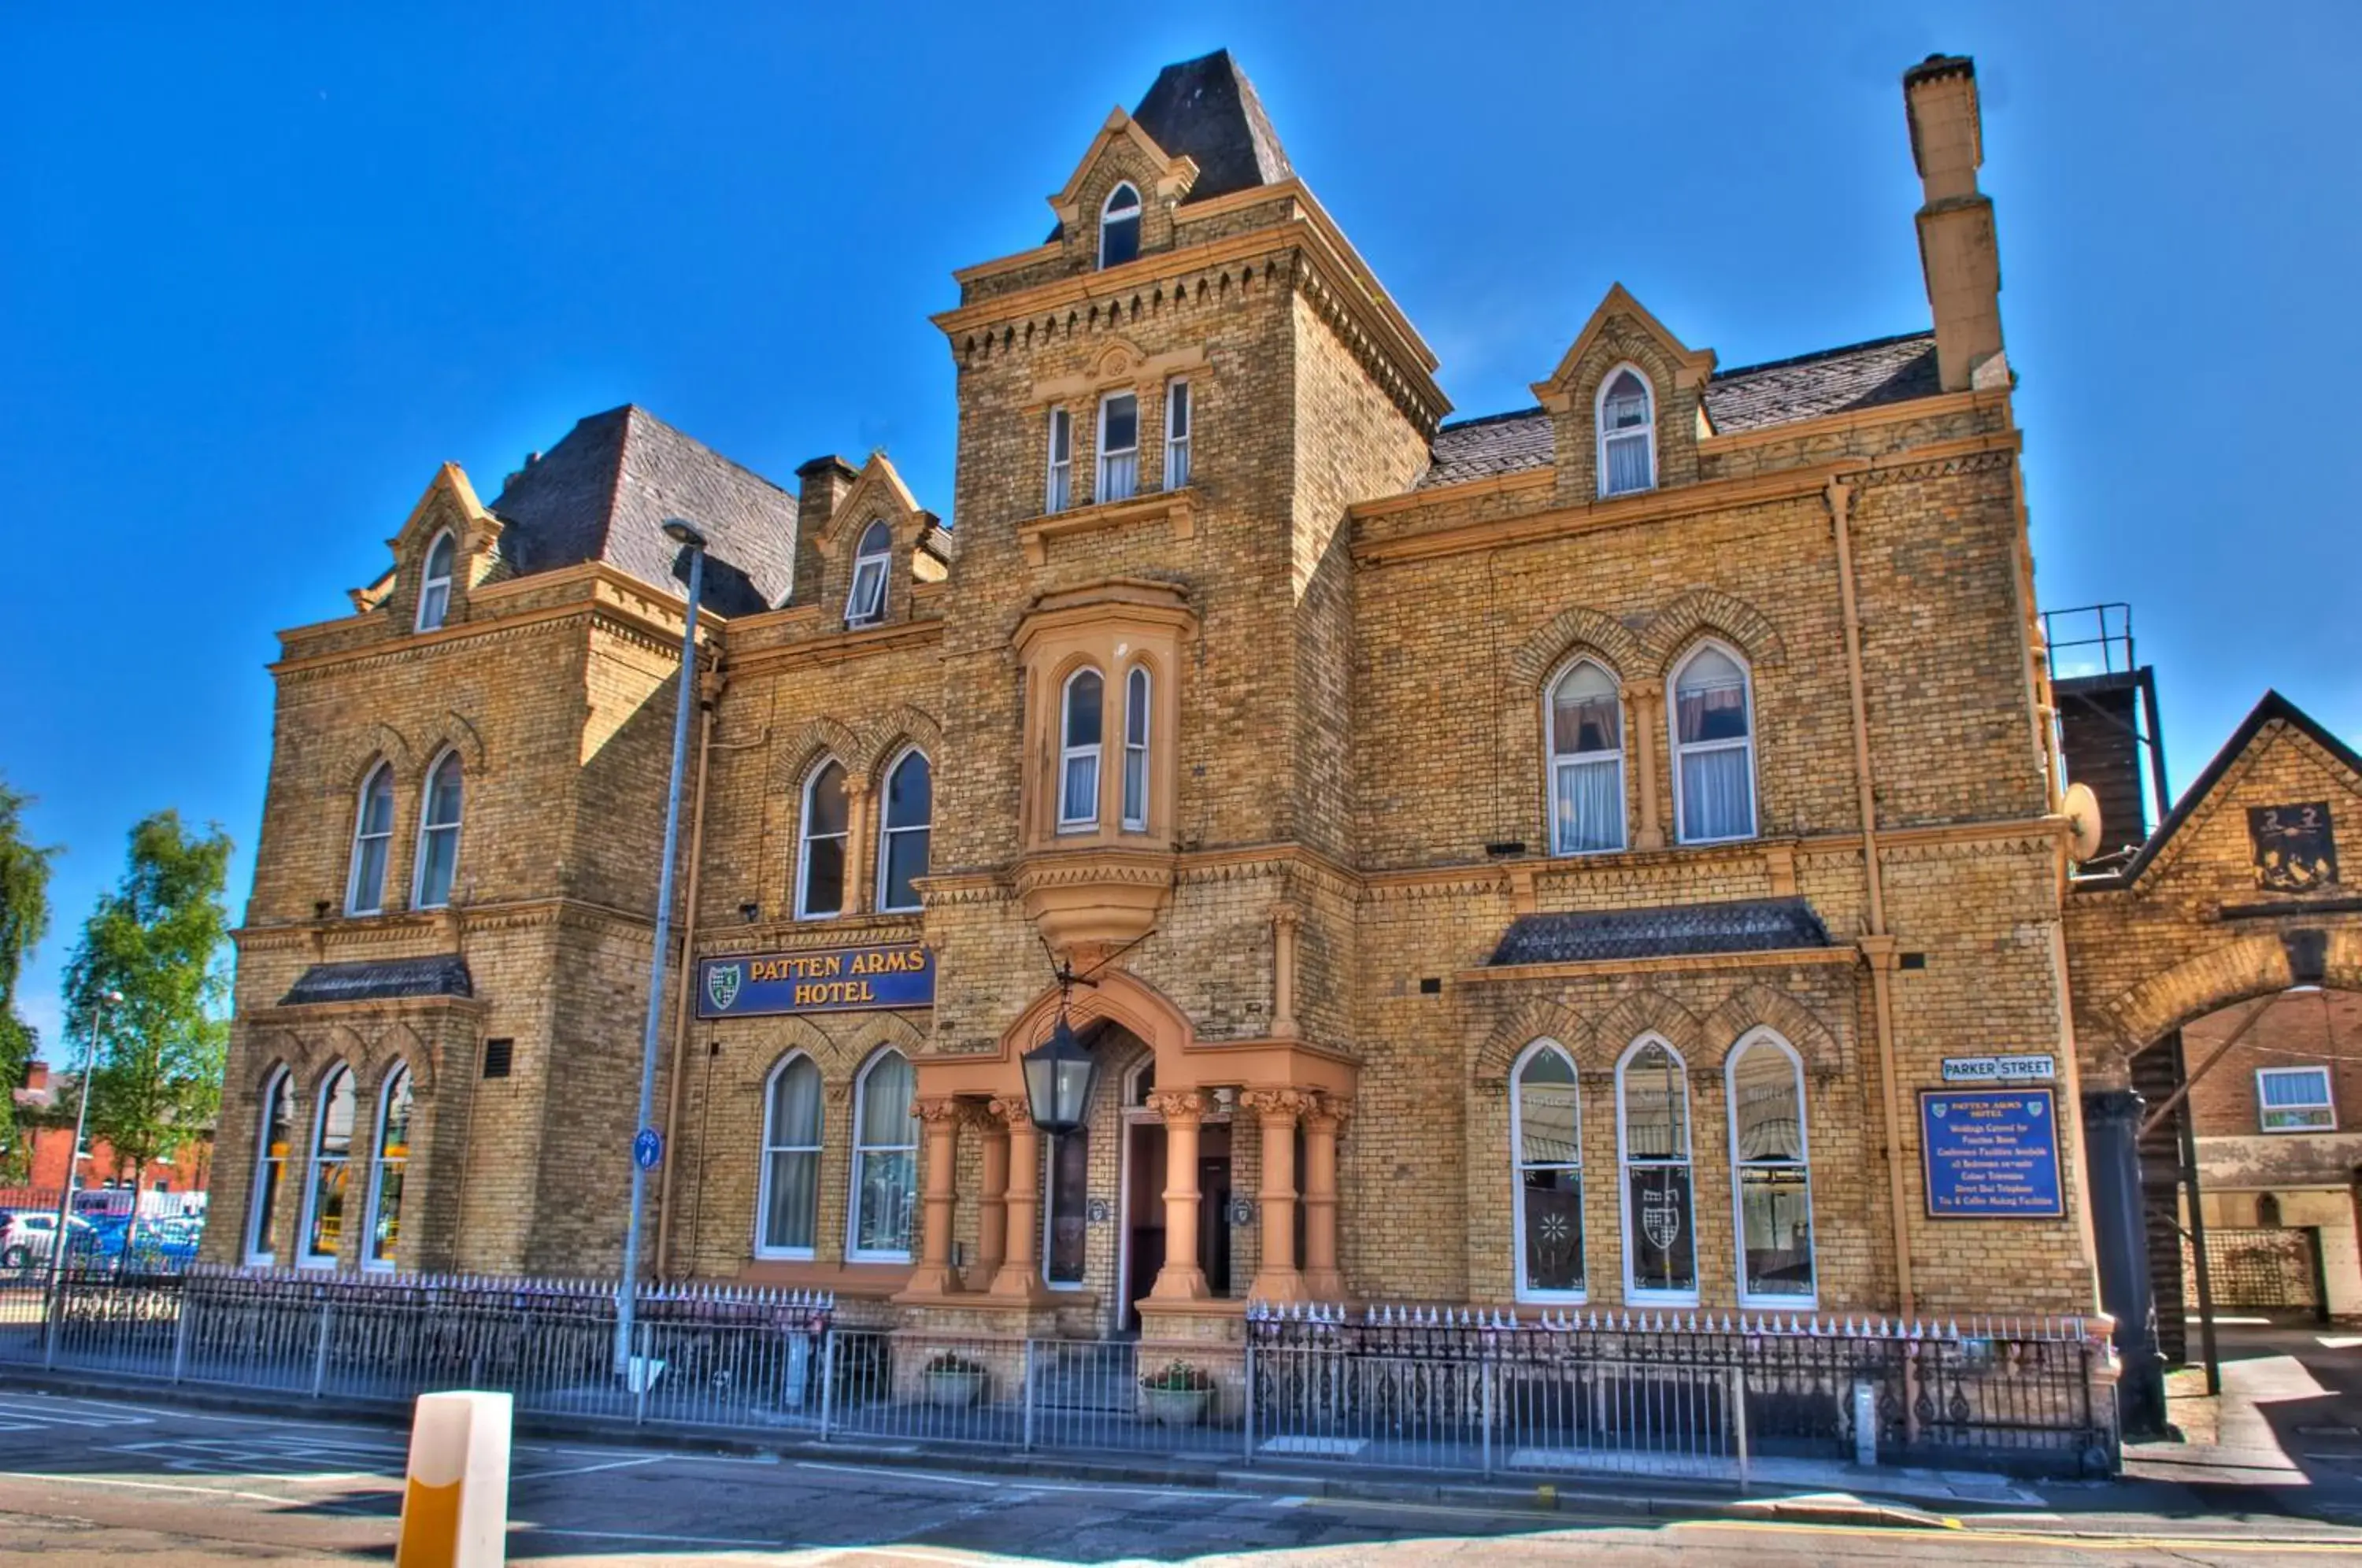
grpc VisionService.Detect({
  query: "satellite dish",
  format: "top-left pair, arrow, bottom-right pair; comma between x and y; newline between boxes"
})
2063,782 -> 2104,861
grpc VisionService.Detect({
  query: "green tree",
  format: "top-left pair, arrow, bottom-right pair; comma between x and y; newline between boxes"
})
0,779 -> 59,1184
62,812 -> 231,1238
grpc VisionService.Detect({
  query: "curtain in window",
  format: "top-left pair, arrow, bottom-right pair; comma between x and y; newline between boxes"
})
1602,433 -> 1651,495
1047,409 -> 1073,512
305,1069 -> 357,1264
1516,1047 -> 1584,1295
367,1068 -> 413,1267
1620,1042 -> 1696,1296
1679,747 -> 1753,841
1061,671 -> 1102,826
1098,395 -> 1138,503
1553,759 -> 1623,855
853,1052 -> 917,1256
761,1058 -> 823,1252
1731,1041 -> 1813,1301
1675,656 -> 1753,841
1122,668 -> 1150,829
1549,663 -> 1624,853
350,766 -> 394,913
1164,383 -> 1191,490
414,755 -> 463,908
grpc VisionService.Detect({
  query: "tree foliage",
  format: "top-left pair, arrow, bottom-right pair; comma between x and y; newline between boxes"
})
0,779 -> 58,1182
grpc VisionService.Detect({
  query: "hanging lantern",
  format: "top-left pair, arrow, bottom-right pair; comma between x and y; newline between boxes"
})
1023,1008 -> 1099,1137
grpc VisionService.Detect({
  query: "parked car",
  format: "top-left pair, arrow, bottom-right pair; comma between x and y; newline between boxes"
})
0,1213 -> 104,1270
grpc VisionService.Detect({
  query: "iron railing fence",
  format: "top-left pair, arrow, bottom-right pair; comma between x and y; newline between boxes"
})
0,1270 -> 2118,1481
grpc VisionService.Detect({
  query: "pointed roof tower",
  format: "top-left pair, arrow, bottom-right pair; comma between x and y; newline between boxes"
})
1128,49 -> 1292,205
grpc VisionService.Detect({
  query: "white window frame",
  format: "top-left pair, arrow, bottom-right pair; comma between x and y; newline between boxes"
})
1046,407 -> 1073,513
876,746 -> 931,914
1121,665 -> 1150,831
2258,1064 -> 2336,1133
410,750 -> 464,910
844,519 -> 891,627
1098,180 -> 1142,269
1097,391 -> 1139,504
1059,668 -> 1104,833
416,530 -> 457,631
1544,656 -> 1627,856
246,1066 -> 292,1267
1511,1038 -> 1586,1305
362,1063 -> 412,1272
1616,1034 -> 1700,1307
795,758 -> 850,920
296,1065 -> 356,1270
847,1049 -> 917,1263
1595,363 -> 1657,498
1669,641 -> 1758,845
1726,1030 -> 1816,1310
1164,379 -> 1191,490
754,1052 -> 824,1260
346,761 -> 397,915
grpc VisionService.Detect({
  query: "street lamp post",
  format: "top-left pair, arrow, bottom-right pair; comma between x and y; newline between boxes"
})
47,989 -> 122,1304
615,519 -> 707,1376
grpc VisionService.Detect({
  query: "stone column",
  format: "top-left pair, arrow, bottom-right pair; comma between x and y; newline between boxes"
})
1146,1089 -> 1209,1300
1269,905 -> 1301,1038
1242,1089 -> 1309,1303
842,777 -> 875,915
971,1108 -> 1009,1292
904,1097 -> 964,1296
1627,678 -> 1665,850
1301,1094 -> 1351,1300
988,1098 -> 1045,1297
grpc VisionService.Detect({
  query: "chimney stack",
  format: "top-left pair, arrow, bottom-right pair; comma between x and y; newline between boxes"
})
795,455 -> 858,538
1904,54 -> 2005,392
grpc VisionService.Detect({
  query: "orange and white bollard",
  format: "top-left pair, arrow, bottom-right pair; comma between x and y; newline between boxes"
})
394,1390 -> 512,1568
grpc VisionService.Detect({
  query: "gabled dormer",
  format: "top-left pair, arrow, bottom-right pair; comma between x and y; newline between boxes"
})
794,451 -> 949,631
372,463 -> 503,633
1050,111 -> 1198,274
1531,285 -> 1717,506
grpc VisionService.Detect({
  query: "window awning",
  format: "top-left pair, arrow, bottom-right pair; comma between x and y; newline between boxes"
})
280,955 -> 474,1008
1488,897 -> 1831,967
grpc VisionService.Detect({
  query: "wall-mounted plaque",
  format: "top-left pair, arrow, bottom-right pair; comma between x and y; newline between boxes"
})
1921,1089 -> 2064,1219
696,941 -> 934,1019
1224,1196 -> 1255,1228
2249,802 -> 2338,893
1085,1197 -> 1113,1226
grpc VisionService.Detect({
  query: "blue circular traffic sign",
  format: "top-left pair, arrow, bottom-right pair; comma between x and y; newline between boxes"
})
633,1128 -> 663,1170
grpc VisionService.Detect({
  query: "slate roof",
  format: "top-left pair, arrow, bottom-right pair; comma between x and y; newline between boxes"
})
1417,332 -> 1943,491
487,405 -> 796,618
1487,897 -> 1831,967
281,956 -> 474,1008
1133,49 -> 1293,205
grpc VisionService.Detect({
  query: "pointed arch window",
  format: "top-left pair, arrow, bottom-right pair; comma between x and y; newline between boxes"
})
877,749 -> 931,913
1672,644 -> 1756,844
757,1054 -> 824,1258
1060,669 -> 1104,830
412,752 -> 463,909
797,760 -> 849,919
1597,367 -> 1655,497
299,1067 -> 357,1267
1548,660 -> 1625,854
1098,181 -> 1141,268
1121,666 -> 1151,830
845,520 -> 891,627
1729,1032 -> 1815,1306
347,763 -> 397,915
1617,1038 -> 1697,1302
246,1067 -> 294,1266
416,531 -> 457,631
849,1049 -> 917,1261
1512,1041 -> 1585,1300
365,1066 -> 413,1270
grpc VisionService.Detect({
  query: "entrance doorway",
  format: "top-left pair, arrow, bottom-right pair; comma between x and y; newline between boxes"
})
1116,1082 -> 1231,1333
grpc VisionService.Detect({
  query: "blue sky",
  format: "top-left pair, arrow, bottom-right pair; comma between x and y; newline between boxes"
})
3,3 -> 2356,1054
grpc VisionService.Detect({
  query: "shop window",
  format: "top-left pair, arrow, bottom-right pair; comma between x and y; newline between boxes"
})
1728,1031 -> 1814,1307
757,1054 -> 823,1258
1548,659 -> 1625,854
1060,669 -> 1103,830
1672,643 -> 1756,844
1617,1037 -> 1697,1303
300,1066 -> 357,1267
2259,1065 -> 2335,1132
347,763 -> 396,915
412,752 -> 464,909
1099,181 -> 1141,268
845,520 -> 891,627
849,1049 -> 917,1261
1512,1041 -> 1585,1300
877,749 -> 931,913
365,1065 -> 413,1270
1597,366 -> 1655,497
246,1067 -> 294,1266
416,531 -> 456,631
797,759 -> 849,919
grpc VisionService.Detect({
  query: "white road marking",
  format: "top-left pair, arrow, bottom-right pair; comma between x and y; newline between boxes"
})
793,1459 -> 1000,1488
0,1468 -> 318,1508
524,1525 -> 790,1548
513,1454 -> 664,1479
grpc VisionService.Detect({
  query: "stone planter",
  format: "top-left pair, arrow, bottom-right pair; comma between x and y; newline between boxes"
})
924,1369 -> 987,1408
1141,1385 -> 1210,1428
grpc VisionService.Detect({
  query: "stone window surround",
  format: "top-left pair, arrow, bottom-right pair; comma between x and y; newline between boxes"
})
1593,361 -> 1657,498
1614,1033 -> 1700,1307
1532,638 -> 1760,856
1014,582 -> 1191,852
1027,342 -> 1208,504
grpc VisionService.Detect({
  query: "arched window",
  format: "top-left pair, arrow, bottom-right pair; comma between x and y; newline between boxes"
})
1512,1041 -> 1585,1300
1596,367 -> 1655,497
1548,660 -> 1624,854
1098,391 -> 1139,503
1121,665 -> 1151,830
416,531 -> 457,631
1098,181 -> 1141,268
845,520 -> 891,627
412,752 -> 463,909
877,749 -> 931,913
1671,644 -> 1756,844
300,1066 -> 357,1267
1060,669 -> 1103,830
1728,1031 -> 1814,1307
246,1067 -> 294,1266
1617,1037 -> 1697,1302
757,1054 -> 824,1258
849,1049 -> 917,1261
346,763 -> 397,915
797,760 -> 849,919
365,1065 -> 413,1270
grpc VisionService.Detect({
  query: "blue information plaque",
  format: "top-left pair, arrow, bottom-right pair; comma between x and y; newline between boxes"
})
695,941 -> 935,1019
1920,1088 -> 2064,1219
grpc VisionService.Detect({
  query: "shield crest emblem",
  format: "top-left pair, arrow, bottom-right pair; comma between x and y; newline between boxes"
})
1641,1184 -> 1683,1253
705,962 -> 744,1013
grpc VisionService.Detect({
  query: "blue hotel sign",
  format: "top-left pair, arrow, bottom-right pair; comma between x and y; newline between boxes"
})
1920,1088 -> 2064,1219
696,942 -> 935,1020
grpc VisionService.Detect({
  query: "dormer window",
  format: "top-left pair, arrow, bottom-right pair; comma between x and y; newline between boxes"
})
416,531 -> 456,631
845,520 -> 890,627
1597,367 -> 1656,497
1098,393 -> 1138,504
1099,182 -> 1141,268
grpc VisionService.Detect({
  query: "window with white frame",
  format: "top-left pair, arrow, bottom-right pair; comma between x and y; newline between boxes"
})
1512,1041 -> 1585,1299
1548,660 -> 1625,854
347,763 -> 397,915
246,1067 -> 294,1266
300,1067 -> 357,1267
849,1049 -> 917,1260
1098,392 -> 1139,504
1046,408 -> 1073,512
845,519 -> 891,627
877,749 -> 931,913
365,1066 -> 413,1270
1099,181 -> 1141,268
1121,666 -> 1150,830
1728,1032 -> 1814,1305
416,531 -> 457,631
797,760 -> 849,918
1596,367 -> 1656,497
757,1055 -> 823,1257
1060,669 -> 1103,830
1164,379 -> 1191,490
412,752 -> 464,909
1672,644 -> 1756,844
2259,1065 -> 2335,1132
1618,1037 -> 1697,1301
